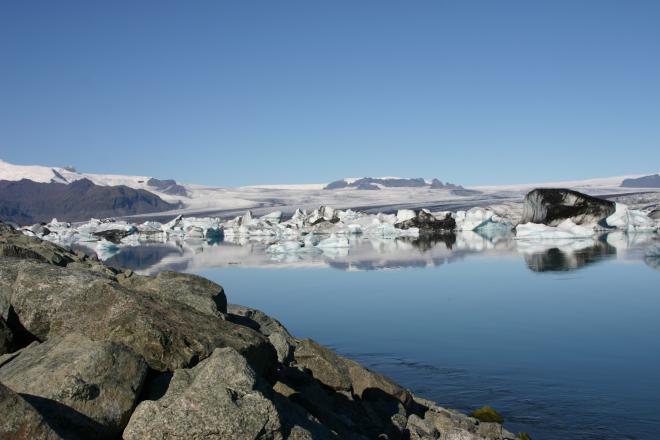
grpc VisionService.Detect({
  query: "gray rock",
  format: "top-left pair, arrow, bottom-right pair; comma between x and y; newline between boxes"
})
406,413 -> 439,440
0,228 -> 77,267
648,209 -> 660,220
229,304 -> 297,363
0,316 -> 14,355
0,259 -> 276,374
123,347 -> 283,440
0,381 -> 64,440
294,339 -> 352,391
120,270 -> 227,316
0,333 -> 147,439
521,188 -> 615,226
342,357 -> 412,408
416,404 -> 516,440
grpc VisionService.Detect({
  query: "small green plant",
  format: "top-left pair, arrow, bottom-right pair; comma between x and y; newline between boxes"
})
470,405 -> 503,423
517,433 -> 532,440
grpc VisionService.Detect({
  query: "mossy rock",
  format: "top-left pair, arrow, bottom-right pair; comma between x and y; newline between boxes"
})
470,405 -> 503,423
517,433 -> 532,440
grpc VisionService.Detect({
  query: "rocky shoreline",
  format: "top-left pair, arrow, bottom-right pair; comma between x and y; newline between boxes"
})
0,221 -> 521,439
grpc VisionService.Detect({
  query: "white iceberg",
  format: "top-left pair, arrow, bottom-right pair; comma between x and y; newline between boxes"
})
266,241 -> 303,254
515,219 -> 596,240
317,234 -> 350,249
605,203 -> 657,232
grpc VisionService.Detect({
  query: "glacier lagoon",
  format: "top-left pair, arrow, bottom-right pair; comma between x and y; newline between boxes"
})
95,232 -> 660,440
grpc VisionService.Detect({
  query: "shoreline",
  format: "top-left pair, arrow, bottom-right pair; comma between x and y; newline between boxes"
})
0,221 -> 520,439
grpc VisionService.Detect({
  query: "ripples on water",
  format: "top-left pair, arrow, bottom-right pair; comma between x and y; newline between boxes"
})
85,231 -> 660,440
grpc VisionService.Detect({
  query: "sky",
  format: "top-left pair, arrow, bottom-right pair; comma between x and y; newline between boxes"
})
1,1 -> 659,186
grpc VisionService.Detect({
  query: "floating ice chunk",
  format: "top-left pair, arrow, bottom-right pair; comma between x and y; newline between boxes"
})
454,207 -> 497,231
162,215 -> 184,231
347,224 -> 363,235
303,233 -> 320,247
95,239 -> 119,260
260,211 -> 283,223
515,219 -> 595,240
337,209 -> 360,222
605,203 -> 657,232
317,234 -> 350,248
241,210 -> 253,225
266,241 -> 302,254
307,206 -> 338,225
396,209 -> 416,223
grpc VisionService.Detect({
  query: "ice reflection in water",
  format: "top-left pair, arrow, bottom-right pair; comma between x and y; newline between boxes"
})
88,230 -> 660,275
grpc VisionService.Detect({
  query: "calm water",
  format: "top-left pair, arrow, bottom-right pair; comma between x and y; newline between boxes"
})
99,232 -> 660,440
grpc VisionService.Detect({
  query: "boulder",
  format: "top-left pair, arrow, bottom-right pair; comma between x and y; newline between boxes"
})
521,188 -> 615,226
228,304 -> 297,363
0,382 -> 64,440
648,208 -> 660,220
0,259 -> 277,374
0,227 -> 77,267
119,270 -> 227,316
396,210 -> 456,234
123,347 -> 283,440
293,339 -> 352,391
0,333 -> 147,439
342,357 -> 412,408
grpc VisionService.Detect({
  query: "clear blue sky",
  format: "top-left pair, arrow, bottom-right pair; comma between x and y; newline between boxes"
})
1,1 -> 659,186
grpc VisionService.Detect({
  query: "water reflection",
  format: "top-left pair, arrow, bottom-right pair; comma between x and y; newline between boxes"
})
80,230 -> 660,275
520,240 -> 616,272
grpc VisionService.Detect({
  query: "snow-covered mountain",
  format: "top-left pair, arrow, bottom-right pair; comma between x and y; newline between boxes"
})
323,177 -> 466,190
1,159 -> 659,223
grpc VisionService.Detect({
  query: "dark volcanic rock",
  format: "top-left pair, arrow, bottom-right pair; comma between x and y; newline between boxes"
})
621,174 -> 660,188
0,178 -> 181,224
0,382 -> 64,440
521,188 -> 616,226
0,333 -> 147,439
396,210 -> 457,235
123,347 -> 282,440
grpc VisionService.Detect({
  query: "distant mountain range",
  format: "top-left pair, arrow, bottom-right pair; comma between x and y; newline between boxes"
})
324,177 -> 469,191
621,174 -> 660,188
1,159 -> 658,225
0,178 -> 181,224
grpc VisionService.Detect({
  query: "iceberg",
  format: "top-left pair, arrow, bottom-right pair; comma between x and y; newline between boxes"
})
266,241 -> 303,254
605,203 -> 658,232
317,234 -> 350,249
515,219 -> 596,240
